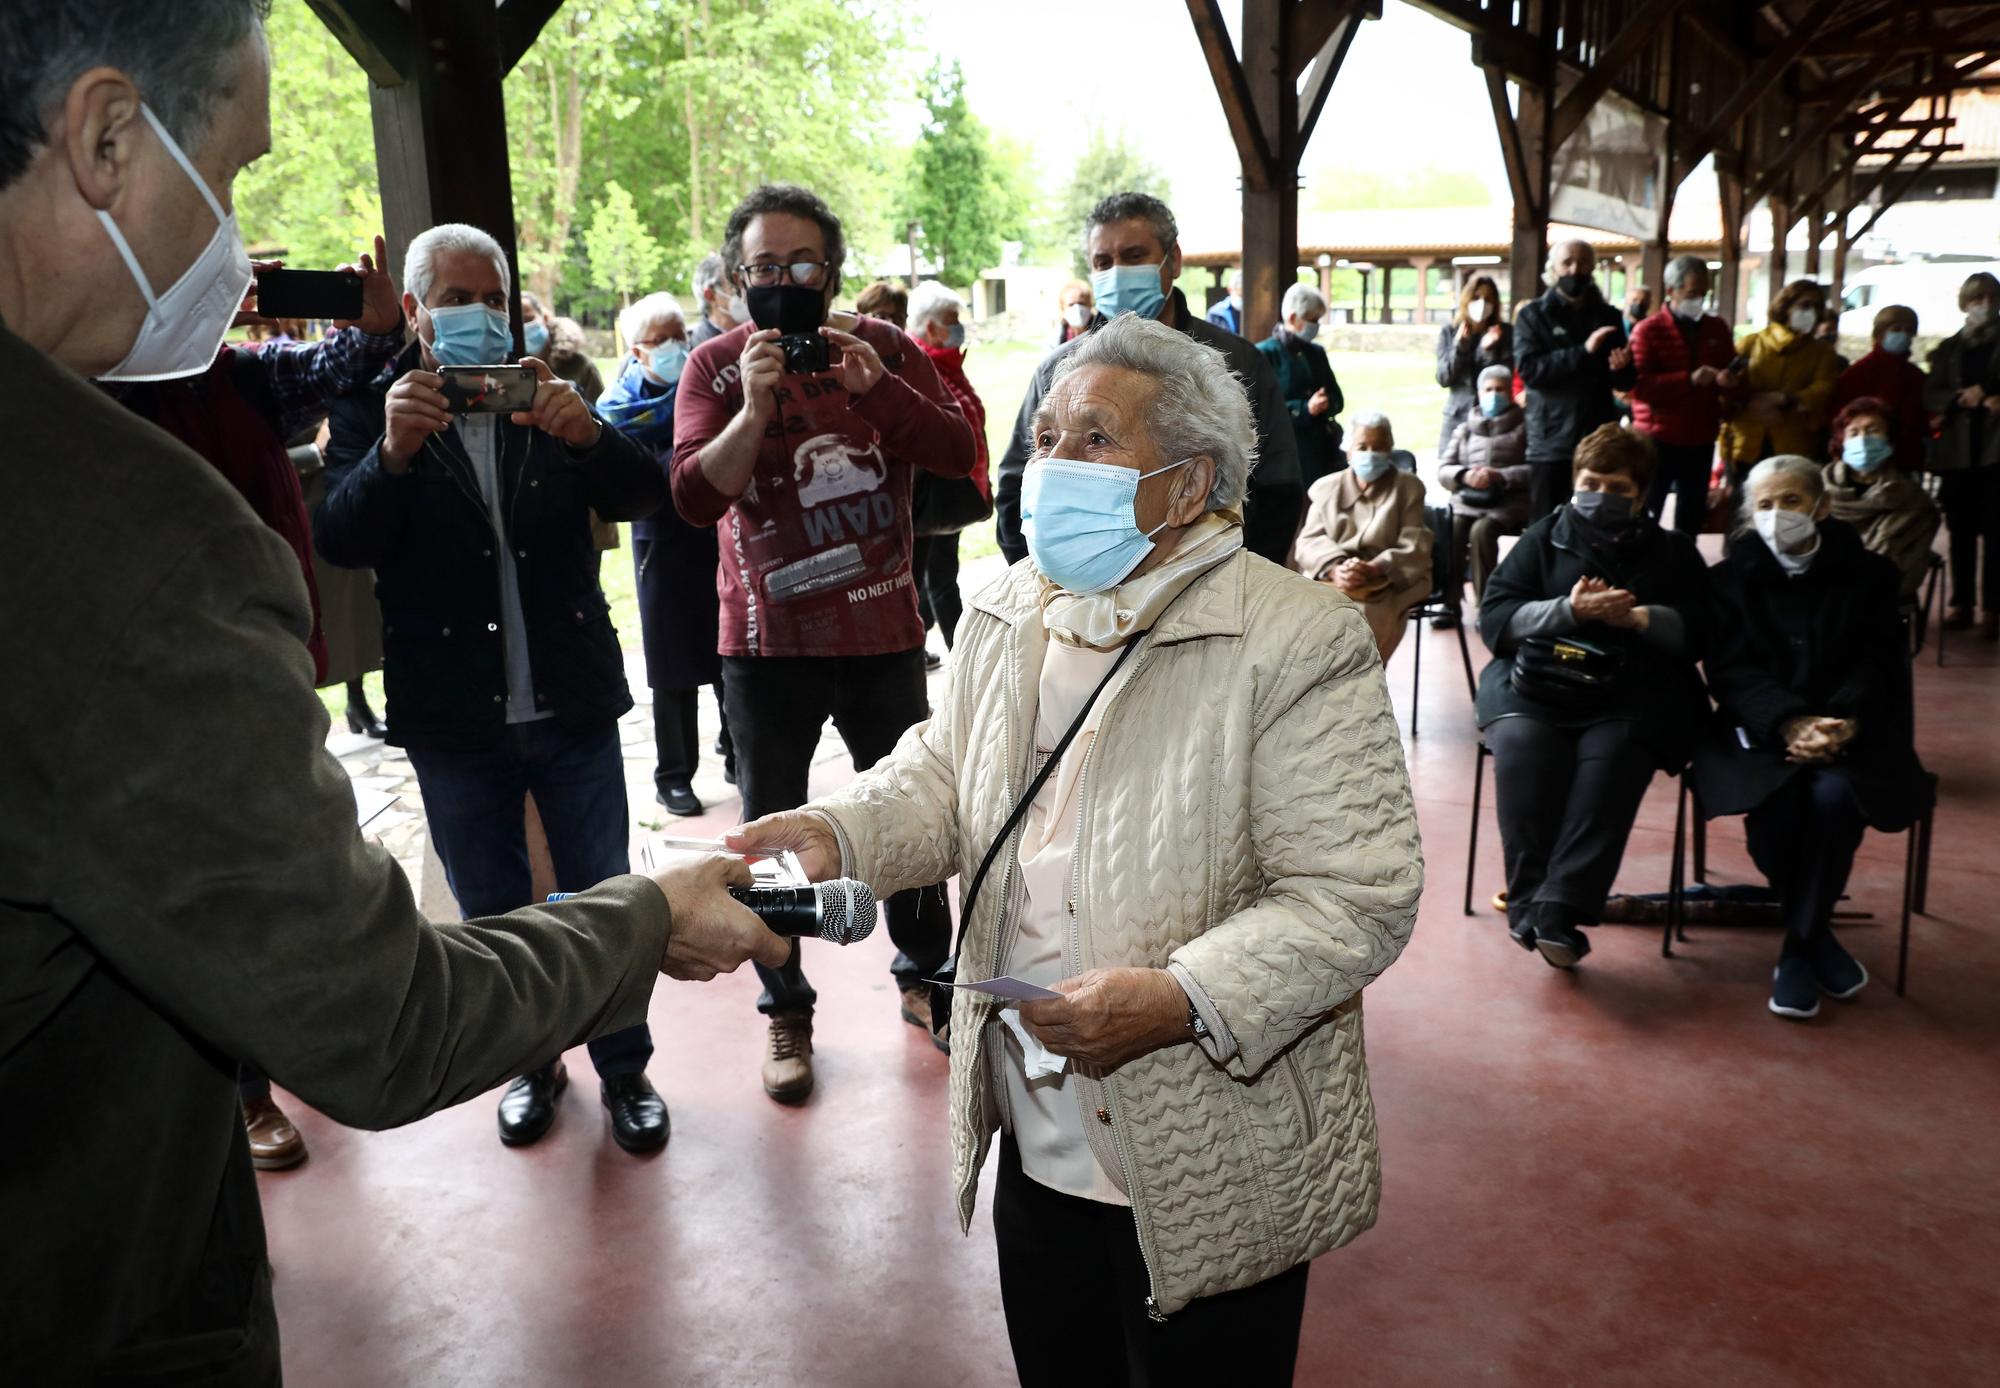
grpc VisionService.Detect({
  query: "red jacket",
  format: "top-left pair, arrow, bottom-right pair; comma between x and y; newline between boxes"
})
1834,348 -> 1930,474
1629,307 -> 1736,446
920,341 -> 990,500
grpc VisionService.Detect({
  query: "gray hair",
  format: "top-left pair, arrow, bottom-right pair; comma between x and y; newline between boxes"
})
1478,363 -> 1513,388
0,1 -> 271,189
1282,282 -> 1327,320
1046,314 -> 1255,511
1737,454 -> 1825,533
694,253 -> 727,299
1085,191 -> 1179,257
620,291 -> 684,345
1350,409 -> 1394,444
405,223 -> 510,306
1664,255 -> 1709,291
908,279 -> 963,332
1543,238 -> 1595,280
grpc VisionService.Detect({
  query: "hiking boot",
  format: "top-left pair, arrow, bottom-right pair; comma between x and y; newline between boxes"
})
762,1011 -> 815,1104
900,983 -> 949,1053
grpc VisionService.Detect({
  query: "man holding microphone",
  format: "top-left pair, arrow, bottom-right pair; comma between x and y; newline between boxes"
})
0,7 -> 786,1381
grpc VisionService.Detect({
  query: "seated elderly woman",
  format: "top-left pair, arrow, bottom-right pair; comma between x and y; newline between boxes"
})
1695,456 -> 1934,1020
1824,396 -> 1941,599
1437,362 -> 1532,623
1477,424 -> 1709,968
727,314 -> 1421,1384
1293,410 -> 1432,660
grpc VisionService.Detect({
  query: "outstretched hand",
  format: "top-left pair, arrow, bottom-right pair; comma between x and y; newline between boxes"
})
649,852 -> 791,980
723,811 -> 842,883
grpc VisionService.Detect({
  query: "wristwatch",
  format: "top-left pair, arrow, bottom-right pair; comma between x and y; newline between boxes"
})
1187,1001 -> 1210,1041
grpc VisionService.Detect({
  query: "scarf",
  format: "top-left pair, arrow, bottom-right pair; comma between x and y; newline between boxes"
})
596,355 -> 677,449
1038,511 -> 1243,650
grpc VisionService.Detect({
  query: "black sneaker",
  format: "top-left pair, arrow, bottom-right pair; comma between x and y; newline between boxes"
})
1532,920 -> 1590,970
657,781 -> 703,817
1807,930 -> 1868,1000
1768,953 -> 1821,1020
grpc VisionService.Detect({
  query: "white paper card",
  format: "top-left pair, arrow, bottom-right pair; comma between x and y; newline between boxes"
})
956,975 -> 1064,1003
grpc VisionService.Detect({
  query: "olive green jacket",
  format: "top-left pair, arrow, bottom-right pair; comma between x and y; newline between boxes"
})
0,319 -> 669,1384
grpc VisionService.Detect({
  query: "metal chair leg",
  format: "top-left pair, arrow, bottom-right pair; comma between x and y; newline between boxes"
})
1692,807 -> 1708,885
1899,821 -> 1918,997
1914,806 -> 1933,917
1455,617 -> 1477,702
1665,778 -> 1688,957
1410,611 -> 1423,738
1464,743 -> 1486,916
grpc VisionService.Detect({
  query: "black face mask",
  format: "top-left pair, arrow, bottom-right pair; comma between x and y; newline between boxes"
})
1570,491 -> 1635,528
747,283 -> 827,334
1556,273 -> 1594,299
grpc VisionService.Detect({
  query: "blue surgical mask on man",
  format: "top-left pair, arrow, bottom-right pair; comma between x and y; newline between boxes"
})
1843,433 -> 1892,473
522,318 -> 551,357
1349,451 -> 1393,483
1022,455 -> 1193,592
1880,330 -> 1912,357
1090,263 -> 1167,322
425,303 -> 514,367
1479,391 -> 1508,417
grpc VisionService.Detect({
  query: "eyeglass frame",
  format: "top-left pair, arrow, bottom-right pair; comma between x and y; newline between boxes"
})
735,259 -> 835,289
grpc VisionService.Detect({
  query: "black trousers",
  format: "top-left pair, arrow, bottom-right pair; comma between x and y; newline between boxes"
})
652,683 -> 731,791
1745,768 -> 1868,948
992,1138 -> 1309,1388
1938,466 -> 2000,611
722,649 -> 951,1013
911,533 -> 964,648
1242,482 -> 1305,566
1527,458 -> 1572,523
1488,715 -> 1659,932
1644,441 -> 1713,536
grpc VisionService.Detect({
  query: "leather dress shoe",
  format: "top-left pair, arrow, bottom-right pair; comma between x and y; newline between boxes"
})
497,1060 -> 567,1146
243,1095 -> 307,1171
657,781 -> 703,817
601,1072 -> 670,1154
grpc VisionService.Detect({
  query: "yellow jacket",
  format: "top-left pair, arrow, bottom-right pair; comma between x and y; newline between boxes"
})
1720,322 -> 1841,464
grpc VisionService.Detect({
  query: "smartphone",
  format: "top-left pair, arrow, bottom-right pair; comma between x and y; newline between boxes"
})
254,268 -> 365,320
438,366 -> 539,414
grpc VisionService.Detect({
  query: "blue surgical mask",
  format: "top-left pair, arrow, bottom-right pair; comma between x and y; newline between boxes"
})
1350,451 -> 1393,483
1090,263 -> 1167,322
1479,391 -> 1507,417
425,303 -> 514,367
1881,330 -> 1912,356
1571,491 -> 1635,527
942,322 -> 966,350
1295,319 -> 1320,342
1843,434 -> 1892,473
1022,455 -> 1193,592
642,341 -> 687,386
523,318 -> 551,356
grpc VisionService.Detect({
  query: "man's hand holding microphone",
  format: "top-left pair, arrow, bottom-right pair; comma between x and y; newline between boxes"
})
648,854 -> 792,982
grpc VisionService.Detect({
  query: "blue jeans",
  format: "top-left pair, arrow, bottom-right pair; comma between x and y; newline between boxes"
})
408,718 -> 653,1078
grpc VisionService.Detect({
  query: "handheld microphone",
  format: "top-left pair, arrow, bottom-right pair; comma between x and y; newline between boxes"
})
729,878 -> 878,945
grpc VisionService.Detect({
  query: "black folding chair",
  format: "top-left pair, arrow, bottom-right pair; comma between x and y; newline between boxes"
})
1404,505 -> 1476,738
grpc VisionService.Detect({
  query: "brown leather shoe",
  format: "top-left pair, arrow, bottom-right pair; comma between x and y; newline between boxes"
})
243,1095 -> 307,1171
899,983 -> 949,1053
762,1010 -> 815,1104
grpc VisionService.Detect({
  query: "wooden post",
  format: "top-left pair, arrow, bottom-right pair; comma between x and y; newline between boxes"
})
1767,190 -> 1792,309
1831,221 -> 1852,309
1237,0 -> 1297,344
1411,255 -> 1436,325
1717,164 -> 1746,329
1490,65 -> 1552,313
1803,199 -> 1824,277
1380,265 -> 1396,324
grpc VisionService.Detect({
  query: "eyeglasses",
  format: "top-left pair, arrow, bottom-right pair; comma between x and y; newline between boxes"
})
738,260 -> 831,288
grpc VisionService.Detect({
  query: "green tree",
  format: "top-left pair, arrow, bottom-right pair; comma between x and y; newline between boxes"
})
584,180 -> 668,317
1056,127 -> 1172,276
898,58 -> 1026,287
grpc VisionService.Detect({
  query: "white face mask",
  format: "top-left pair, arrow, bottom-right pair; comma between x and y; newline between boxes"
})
1754,506 -> 1819,566
1466,297 -> 1491,324
724,292 -> 750,325
1968,303 -> 1994,329
1788,307 -> 1820,335
1064,301 -> 1092,329
97,104 -> 253,382
1671,295 -> 1705,321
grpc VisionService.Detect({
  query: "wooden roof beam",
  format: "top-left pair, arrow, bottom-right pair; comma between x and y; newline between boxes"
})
1850,145 -> 1950,241
1742,50 -> 1903,207
1287,0 -> 1380,80
1548,0 -> 1688,148
1298,4 -> 1376,143
1186,0 -> 1277,190
1678,0 -> 1846,169
497,0 -> 568,76
303,0 -> 412,86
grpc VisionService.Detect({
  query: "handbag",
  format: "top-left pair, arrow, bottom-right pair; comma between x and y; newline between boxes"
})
1455,486 -> 1504,508
911,471 -> 993,537
1508,633 -> 1624,712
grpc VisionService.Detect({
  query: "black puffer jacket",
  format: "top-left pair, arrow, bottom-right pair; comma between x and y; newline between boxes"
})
1514,285 -> 1634,462
316,343 -> 666,751
1693,519 -> 1932,828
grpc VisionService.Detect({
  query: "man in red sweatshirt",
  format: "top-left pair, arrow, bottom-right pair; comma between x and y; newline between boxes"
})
670,184 -> 976,1101
1834,304 -> 1930,475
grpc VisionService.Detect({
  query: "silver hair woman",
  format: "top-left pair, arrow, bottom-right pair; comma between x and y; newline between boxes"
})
731,312 -> 1421,1383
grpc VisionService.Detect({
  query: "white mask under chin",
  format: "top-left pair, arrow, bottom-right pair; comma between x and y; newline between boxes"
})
96,104 -> 253,383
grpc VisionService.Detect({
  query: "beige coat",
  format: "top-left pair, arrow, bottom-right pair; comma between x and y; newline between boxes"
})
813,550 -> 1423,1315
1293,468 -> 1433,657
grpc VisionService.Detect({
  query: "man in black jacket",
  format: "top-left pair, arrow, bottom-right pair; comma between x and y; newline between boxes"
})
1515,239 -> 1636,521
994,192 -> 1301,566
318,223 -> 674,1154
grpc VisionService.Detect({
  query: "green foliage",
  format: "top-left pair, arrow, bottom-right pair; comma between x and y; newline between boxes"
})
234,1 -> 382,268
584,181 -> 668,313
1303,166 -> 1493,213
898,58 -> 1029,287
1055,127 -> 1172,277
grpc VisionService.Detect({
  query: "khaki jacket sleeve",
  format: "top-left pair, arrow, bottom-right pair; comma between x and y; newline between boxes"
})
810,680 -> 964,899
49,523 -> 669,1130
1291,479 -> 1346,580
1169,600 -> 1422,1077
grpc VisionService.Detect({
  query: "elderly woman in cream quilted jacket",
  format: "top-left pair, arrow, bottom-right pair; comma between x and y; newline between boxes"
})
730,314 -> 1422,1386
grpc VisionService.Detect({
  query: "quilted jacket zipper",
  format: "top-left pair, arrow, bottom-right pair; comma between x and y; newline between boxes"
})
1281,1050 -> 1319,1144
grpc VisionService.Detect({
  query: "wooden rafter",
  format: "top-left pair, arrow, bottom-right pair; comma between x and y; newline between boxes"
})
1549,0 -> 1687,148
1185,0 -> 1277,190
1678,0 -> 1846,168
1298,4 -> 1374,142
304,0 -> 412,86
497,0 -> 569,76
1741,49 -> 1902,207
1849,145 -> 1950,241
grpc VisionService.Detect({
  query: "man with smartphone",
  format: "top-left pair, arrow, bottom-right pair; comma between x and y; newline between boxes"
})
671,183 -> 976,1103
317,222 -> 677,1154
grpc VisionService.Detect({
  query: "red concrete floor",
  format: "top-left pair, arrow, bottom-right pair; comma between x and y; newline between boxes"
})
261,612 -> 2000,1387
